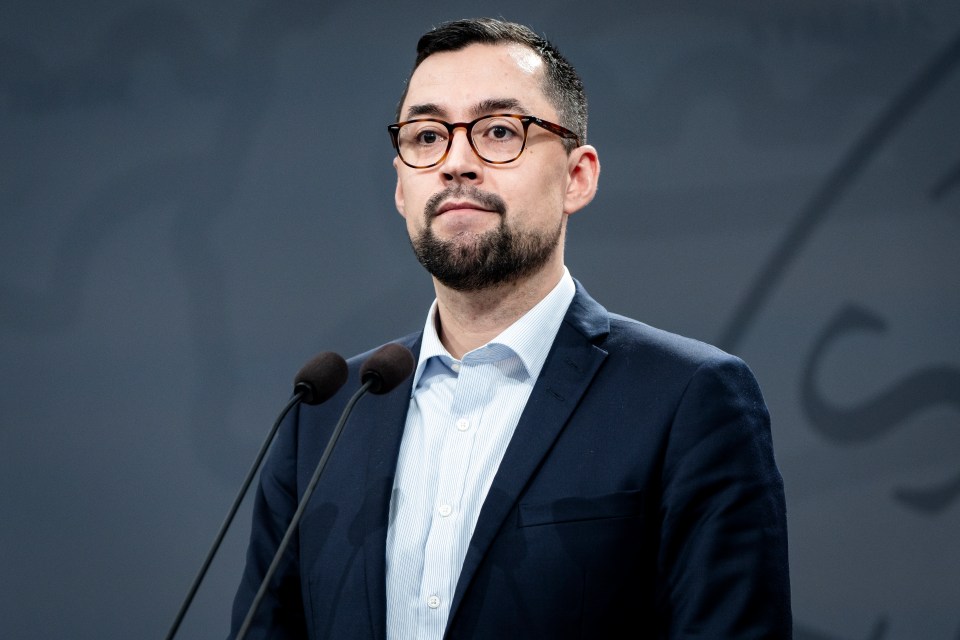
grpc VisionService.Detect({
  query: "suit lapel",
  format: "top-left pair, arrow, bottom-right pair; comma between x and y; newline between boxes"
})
447,284 -> 610,623
361,334 -> 422,640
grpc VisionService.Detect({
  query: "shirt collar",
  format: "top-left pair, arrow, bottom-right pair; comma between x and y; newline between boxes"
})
411,268 -> 576,389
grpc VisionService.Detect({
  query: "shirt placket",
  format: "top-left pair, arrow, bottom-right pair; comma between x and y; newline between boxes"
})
416,357 -> 492,636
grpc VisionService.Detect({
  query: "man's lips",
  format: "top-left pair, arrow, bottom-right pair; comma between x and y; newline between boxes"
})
435,201 -> 495,216
424,187 -> 507,221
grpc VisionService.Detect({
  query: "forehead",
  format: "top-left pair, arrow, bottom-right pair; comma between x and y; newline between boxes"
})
400,42 -> 553,119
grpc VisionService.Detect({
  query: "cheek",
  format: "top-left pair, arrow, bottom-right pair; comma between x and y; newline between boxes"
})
397,177 -> 426,215
510,169 -> 567,221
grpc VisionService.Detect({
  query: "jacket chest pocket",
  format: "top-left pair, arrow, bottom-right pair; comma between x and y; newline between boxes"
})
517,489 -> 646,527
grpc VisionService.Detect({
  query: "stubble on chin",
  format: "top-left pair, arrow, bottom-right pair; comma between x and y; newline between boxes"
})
410,204 -> 562,292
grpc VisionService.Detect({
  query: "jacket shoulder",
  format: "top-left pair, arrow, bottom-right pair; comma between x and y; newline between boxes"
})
604,312 -> 744,372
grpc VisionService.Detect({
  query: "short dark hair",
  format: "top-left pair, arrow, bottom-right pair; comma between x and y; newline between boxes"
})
396,18 -> 587,149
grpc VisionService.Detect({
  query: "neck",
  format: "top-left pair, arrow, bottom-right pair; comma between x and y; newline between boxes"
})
432,262 -> 565,360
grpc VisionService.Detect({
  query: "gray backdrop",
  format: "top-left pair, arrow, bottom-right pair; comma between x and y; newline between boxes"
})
2,1 -> 958,638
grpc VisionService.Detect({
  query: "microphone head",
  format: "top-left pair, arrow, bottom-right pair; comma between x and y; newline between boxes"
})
359,343 -> 415,395
293,351 -> 349,405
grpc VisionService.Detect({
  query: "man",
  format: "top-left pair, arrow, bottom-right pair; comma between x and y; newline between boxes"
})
232,18 -> 792,639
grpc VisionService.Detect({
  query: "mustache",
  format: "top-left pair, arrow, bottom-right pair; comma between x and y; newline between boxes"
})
424,186 -> 507,220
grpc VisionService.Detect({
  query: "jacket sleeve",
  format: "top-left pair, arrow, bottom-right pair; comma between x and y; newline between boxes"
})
229,405 -> 309,639
657,354 -> 792,639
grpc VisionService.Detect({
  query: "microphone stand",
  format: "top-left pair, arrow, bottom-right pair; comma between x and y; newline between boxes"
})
164,392 -> 304,640
234,378 -> 375,640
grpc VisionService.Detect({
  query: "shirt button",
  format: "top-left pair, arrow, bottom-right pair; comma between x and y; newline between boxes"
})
427,595 -> 441,609
456,418 -> 470,432
450,362 -> 461,372
438,504 -> 453,517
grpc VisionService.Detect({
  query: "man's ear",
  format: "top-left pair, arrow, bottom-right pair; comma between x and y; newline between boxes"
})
563,145 -> 600,216
393,157 -> 406,218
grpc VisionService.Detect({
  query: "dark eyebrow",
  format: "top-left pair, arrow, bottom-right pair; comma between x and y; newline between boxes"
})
403,98 -> 529,121
472,98 -> 526,117
405,102 -> 446,119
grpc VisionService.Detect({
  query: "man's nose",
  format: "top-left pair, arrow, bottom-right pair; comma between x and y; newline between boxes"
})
441,127 -> 482,182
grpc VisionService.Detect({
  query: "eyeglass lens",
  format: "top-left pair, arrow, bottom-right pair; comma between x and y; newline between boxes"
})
397,116 -> 526,167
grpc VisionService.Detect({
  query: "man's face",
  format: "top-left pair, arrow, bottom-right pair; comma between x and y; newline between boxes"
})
393,42 -> 579,291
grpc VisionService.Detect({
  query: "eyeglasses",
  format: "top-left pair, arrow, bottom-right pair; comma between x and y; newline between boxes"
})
387,114 -> 580,169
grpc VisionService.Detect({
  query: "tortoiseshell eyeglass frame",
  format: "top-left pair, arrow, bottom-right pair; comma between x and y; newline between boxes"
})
387,114 -> 581,169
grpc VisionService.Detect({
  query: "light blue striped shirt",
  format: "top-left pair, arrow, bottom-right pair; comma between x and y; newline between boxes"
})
385,269 -> 576,640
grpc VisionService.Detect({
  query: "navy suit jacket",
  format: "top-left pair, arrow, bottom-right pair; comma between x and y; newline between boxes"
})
231,283 -> 792,638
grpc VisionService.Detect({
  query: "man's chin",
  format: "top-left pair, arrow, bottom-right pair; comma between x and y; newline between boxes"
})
426,228 -> 495,255
429,215 -> 500,242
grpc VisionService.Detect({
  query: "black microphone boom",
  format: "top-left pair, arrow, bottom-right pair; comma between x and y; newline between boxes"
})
164,351 -> 348,640
234,343 -> 415,640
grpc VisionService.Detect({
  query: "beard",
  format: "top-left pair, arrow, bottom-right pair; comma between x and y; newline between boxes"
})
410,186 -> 563,292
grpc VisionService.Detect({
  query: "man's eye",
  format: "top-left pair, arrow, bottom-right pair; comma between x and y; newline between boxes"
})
478,121 -> 520,142
416,130 -> 443,145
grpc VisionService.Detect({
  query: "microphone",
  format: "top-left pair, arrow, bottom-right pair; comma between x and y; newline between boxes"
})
234,343 -> 415,640
294,352 -> 351,405
164,351 -> 348,640
360,342 -> 418,394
